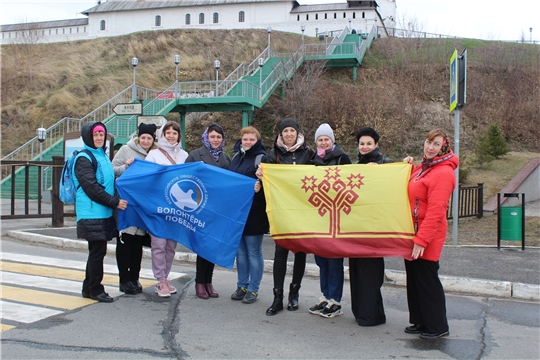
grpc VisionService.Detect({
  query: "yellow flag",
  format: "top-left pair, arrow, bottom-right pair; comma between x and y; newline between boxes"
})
261,163 -> 414,259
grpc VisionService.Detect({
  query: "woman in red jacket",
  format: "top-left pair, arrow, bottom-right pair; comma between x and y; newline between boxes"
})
403,129 -> 459,339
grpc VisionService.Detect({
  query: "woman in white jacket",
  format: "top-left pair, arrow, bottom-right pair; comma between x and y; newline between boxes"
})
145,121 -> 188,297
112,123 -> 158,295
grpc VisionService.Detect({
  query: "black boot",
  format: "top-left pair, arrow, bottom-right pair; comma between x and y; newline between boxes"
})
266,288 -> 284,316
287,283 -> 301,311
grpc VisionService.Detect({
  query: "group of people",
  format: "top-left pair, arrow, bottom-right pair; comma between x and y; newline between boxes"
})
72,117 -> 458,340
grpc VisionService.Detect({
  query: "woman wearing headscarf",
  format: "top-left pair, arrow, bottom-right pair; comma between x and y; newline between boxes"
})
74,121 -> 128,302
185,123 -> 231,299
403,129 -> 459,339
349,127 -> 393,327
229,126 -> 268,304
260,118 -> 313,316
112,123 -> 157,295
308,123 -> 352,319
145,121 -> 189,298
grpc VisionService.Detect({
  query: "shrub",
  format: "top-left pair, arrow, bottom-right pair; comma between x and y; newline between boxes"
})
474,124 -> 509,167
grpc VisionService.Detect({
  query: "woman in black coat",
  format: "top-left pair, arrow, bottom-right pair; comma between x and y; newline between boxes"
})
261,118 -> 313,316
349,127 -> 392,326
228,126 -> 269,304
185,124 -> 231,299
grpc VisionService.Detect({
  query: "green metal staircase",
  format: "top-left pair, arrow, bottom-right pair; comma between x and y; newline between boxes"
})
1,26 -> 377,199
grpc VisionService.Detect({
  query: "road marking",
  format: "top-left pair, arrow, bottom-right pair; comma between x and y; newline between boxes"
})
0,252 -> 189,332
1,300 -> 63,323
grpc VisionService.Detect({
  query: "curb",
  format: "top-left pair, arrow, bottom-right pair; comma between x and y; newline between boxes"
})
6,229 -> 540,302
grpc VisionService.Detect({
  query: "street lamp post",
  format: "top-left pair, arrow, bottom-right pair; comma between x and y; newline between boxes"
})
267,26 -> 272,53
214,60 -> 220,97
301,25 -> 305,46
36,127 -> 47,161
530,27 -> 533,43
131,57 -> 138,101
348,18 -> 352,33
258,57 -> 264,100
174,55 -> 180,98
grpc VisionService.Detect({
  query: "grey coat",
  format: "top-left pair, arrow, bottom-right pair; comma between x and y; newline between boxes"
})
112,137 -> 154,235
185,146 -> 231,169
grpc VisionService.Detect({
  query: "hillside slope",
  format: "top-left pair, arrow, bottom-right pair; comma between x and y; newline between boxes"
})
1,29 -> 539,159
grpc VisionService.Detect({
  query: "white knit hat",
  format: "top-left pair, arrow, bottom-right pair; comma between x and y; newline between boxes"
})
314,123 -> 335,143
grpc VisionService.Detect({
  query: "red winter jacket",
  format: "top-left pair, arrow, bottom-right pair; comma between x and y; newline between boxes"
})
408,151 -> 459,261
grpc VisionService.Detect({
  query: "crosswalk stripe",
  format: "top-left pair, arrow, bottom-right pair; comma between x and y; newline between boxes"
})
1,324 -> 16,331
0,252 -> 187,281
1,300 -> 63,324
0,270 -> 127,298
1,285 -> 94,310
0,261 -> 155,290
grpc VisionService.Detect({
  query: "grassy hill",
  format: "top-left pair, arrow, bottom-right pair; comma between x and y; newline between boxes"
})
2,29 -> 539,160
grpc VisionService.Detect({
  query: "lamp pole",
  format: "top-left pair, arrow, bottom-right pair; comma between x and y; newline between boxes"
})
36,127 -> 47,161
131,57 -> 138,101
258,57 -> 264,100
348,18 -> 351,33
214,59 -> 220,97
301,25 -> 305,46
530,27 -> 533,43
267,26 -> 272,54
174,55 -> 180,98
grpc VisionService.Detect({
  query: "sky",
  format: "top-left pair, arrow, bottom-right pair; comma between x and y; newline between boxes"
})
1,0 -> 538,42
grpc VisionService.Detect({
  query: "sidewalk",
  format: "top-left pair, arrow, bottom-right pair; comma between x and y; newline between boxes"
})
2,216 -> 538,301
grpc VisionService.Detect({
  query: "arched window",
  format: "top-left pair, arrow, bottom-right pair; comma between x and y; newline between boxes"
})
362,12 -> 365,19
62,28 -> 65,34
213,12 -> 219,24
325,13 -> 328,20
100,20 -> 106,30
56,29 -> 58,34
343,12 -> 346,18
239,11 -> 245,22
353,12 -> 356,19
185,14 -> 191,25
297,15 -> 300,21
199,13 -> 204,24
155,15 -> 162,26
316,14 -> 319,20
306,14 -> 309,20
334,13 -> 337,19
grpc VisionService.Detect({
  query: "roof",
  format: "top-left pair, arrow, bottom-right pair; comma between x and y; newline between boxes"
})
1,18 -> 89,31
82,0 -> 290,15
291,0 -> 377,13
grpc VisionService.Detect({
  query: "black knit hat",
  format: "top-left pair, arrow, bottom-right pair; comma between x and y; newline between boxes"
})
138,123 -> 157,138
279,118 -> 300,134
356,127 -> 380,144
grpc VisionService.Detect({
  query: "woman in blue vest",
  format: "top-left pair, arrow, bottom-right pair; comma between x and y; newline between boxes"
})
73,121 -> 127,303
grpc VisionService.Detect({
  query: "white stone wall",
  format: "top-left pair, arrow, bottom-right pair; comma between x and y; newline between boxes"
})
1,1 -> 396,44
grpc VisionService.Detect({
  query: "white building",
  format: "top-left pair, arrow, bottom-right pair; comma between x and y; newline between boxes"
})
1,0 -> 396,45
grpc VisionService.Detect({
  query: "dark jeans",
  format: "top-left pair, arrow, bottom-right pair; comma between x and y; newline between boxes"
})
83,241 -> 107,296
405,259 -> 449,334
314,255 -> 344,302
116,233 -> 144,284
195,255 -> 215,284
272,244 -> 306,289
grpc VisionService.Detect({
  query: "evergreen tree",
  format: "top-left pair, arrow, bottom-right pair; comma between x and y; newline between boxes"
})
474,124 -> 509,167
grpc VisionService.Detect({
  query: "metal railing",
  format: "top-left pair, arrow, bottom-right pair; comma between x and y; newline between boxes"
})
447,183 -> 484,219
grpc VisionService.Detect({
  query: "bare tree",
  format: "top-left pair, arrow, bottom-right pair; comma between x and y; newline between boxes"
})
13,21 -> 44,45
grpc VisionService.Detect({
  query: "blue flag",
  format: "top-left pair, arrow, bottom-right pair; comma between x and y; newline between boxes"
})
116,159 -> 256,269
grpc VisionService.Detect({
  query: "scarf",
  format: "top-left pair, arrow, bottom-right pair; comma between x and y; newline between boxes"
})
202,127 -> 225,162
276,133 -> 305,153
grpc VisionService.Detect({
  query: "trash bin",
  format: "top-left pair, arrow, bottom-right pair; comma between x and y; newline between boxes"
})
500,206 -> 522,240
497,193 -> 525,250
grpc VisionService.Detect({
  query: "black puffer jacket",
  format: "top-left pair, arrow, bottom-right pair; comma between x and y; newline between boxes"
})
265,136 -> 312,165
357,147 -> 393,165
229,139 -> 269,236
75,121 -> 120,242
311,144 -> 352,166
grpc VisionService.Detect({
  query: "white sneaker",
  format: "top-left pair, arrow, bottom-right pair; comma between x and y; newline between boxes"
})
155,279 -> 171,298
319,301 -> 343,318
